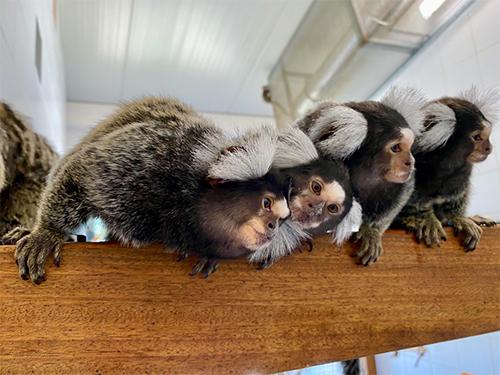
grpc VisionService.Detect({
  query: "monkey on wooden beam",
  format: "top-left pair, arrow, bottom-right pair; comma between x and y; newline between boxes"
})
396,87 -> 498,251
297,86 -> 427,265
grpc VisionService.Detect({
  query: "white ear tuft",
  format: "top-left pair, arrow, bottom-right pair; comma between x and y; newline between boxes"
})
330,198 -> 362,245
414,102 -> 456,153
273,125 -> 319,169
207,125 -> 278,181
458,86 -> 500,125
301,102 -> 368,159
380,85 -> 427,135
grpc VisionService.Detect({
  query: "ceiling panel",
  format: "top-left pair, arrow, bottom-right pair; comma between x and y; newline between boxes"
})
58,0 -> 312,116
59,0 -> 133,102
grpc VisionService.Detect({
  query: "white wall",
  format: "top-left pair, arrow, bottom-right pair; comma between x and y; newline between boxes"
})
65,101 -> 275,152
0,0 -> 66,154
374,0 -> 500,221
373,1 -> 500,374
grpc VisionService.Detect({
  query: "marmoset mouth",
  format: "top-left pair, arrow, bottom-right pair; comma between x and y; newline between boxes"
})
468,153 -> 488,163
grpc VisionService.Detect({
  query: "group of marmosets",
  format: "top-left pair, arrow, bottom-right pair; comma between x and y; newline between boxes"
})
0,85 -> 498,284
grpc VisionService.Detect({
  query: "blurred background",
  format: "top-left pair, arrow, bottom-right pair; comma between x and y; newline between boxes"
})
0,0 -> 498,374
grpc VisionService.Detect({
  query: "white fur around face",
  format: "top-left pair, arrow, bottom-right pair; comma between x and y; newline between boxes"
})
458,86 -> 500,126
273,125 -> 319,169
330,198 -> 362,245
415,102 -> 456,153
306,103 -> 368,159
381,85 -> 427,135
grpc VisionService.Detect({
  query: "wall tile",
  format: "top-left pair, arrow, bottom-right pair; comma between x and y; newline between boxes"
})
468,0 -> 500,52
443,55 -> 482,95
457,334 -> 496,375
375,352 -> 408,375
429,362 -> 459,375
417,74 -> 448,100
438,11 -> 476,70
426,340 -> 461,371
411,43 -> 444,82
477,42 -> 500,90
490,337 -> 500,375
469,170 -> 500,215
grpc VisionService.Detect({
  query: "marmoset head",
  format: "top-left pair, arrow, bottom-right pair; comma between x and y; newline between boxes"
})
281,158 -> 351,231
414,87 -> 498,164
201,173 -> 290,257
346,101 -> 416,184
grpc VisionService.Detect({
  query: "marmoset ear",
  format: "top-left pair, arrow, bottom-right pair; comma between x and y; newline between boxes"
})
414,102 -> 456,153
272,125 -> 319,169
299,102 -> 368,159
207,126 -> 277,182
458,85 -> 500,125
381,85 -> 427,136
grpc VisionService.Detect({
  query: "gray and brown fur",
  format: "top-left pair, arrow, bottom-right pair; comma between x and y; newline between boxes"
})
13,97 -> 291,283
396,87 -> 498,250
298,86 -> 426,265
0,103 -> 58,239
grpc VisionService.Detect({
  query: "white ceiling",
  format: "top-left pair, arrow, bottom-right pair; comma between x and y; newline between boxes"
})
58,0 -> 313,116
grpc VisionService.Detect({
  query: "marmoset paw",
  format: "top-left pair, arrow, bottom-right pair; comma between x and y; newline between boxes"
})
400,216 -> 420,234
451,217 -> 483,252
189,258 -> 220,278
469,215 -> 497,227
14,230 -> 65,284
2,227 -> 31,245
351,225 -> 383,266
415,216 -> 447,248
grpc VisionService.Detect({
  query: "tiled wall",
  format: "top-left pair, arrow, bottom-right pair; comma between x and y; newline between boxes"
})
0,0 -> 66,154
374,1 -> 500,373
376,331 -> 500,375
374,0 -> 500,222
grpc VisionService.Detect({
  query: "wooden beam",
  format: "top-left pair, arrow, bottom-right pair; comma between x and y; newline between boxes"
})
1,227 -> 499,374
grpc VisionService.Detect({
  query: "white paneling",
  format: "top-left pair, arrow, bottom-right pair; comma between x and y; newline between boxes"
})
468,0 -> 500,52
58,0 -> 132,102
122,0 -> 286,113
58,0 -> 310,116
229,0 -> 313,116
0,0 -> 66,153
469,170 -> 500,216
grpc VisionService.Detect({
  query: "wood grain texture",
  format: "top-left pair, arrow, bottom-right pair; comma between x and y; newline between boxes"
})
1,227 -> 499,375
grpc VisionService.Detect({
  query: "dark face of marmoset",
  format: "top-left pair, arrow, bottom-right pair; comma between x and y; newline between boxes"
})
344,102 -> 415,186
419,98 -> 492,165
280,158 -> 352,235
198,173 -> 290,259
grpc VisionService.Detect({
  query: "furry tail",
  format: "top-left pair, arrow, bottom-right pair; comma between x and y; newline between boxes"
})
342,359 -> 361,375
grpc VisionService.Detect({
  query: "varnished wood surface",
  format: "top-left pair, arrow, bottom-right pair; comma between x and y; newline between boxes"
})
1,227 -> 499,375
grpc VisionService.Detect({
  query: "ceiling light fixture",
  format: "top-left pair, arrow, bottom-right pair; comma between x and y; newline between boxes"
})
419,0 -> 447,19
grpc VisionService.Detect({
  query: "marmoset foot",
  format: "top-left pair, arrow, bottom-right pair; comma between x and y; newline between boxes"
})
189,258 -> 220,278
469,215 -> 497,227
416,215 -> 447,247
350,225 -> 383,266
451,217 -> 483,252
15,229 -> 65,284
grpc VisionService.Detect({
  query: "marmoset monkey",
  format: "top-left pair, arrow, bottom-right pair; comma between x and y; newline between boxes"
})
0,103 -> 57,238
297,86 -> 426,265
397,87 -> 498,250
13,99 -> 292,283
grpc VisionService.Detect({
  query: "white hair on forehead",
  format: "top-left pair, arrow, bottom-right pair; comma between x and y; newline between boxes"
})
458,86 -> 500,125
207,124 -> 278,181
414,102 -> 456,153
272,125 -> 319,169
247,219 -> 310,265
330,198 -> 362,245
304,102 -> 368,160
380,85 -> 427,136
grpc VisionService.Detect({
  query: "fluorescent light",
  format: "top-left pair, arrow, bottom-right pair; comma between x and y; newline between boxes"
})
419,0 -> 446,19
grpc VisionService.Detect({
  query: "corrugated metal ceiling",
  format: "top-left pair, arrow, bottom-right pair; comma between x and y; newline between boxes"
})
58,0 -> 313,116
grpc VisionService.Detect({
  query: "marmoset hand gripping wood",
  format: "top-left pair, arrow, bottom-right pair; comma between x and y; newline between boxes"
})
1,227 -> 499,375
